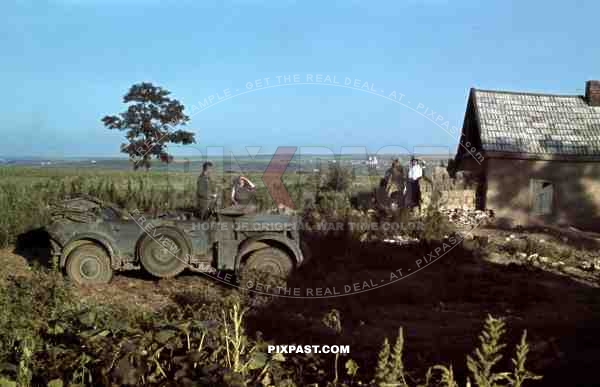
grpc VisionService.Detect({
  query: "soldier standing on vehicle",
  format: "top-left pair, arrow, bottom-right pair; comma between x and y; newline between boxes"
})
196,161 -> 217,219
231,175 -> 257,211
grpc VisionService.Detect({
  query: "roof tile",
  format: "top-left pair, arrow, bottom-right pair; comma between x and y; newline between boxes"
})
474,90 -> 600,155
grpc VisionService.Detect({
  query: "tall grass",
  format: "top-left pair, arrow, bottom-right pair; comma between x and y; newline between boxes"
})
0,167 -> 312,247
0,168 -> 196,247
0,165 -> 457,248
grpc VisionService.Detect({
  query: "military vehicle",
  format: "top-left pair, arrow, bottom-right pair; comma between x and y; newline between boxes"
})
45,196 -> 304,286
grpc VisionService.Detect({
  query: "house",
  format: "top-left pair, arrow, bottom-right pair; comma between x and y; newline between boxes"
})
454,80 -> 600,231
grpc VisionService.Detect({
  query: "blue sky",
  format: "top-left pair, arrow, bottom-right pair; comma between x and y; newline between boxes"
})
1,0 -> 599,157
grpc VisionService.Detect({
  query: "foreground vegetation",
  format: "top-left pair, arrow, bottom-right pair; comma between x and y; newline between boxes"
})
0,266 -> 541,386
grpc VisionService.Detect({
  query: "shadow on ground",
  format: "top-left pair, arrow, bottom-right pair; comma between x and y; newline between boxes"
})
13,228 -> 53,268
245,234 -> 600,386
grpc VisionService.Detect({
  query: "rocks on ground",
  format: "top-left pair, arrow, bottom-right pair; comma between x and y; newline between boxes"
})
440,207 -> 494,228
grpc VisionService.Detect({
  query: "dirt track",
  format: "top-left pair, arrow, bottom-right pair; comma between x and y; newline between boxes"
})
0,247 -> 232,311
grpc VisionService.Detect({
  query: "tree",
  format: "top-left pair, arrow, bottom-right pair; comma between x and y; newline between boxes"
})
322,164 -> 353,192
102,82 -> 196,170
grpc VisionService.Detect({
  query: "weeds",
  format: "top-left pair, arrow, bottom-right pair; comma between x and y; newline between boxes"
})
466,315 -> 508,387
322,309 -> 343,385
374,328 -> 408,386
222,302 -> 251,374
505,332 -> 542,387
372,315 -> 541,387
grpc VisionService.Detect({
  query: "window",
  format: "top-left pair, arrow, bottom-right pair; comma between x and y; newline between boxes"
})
530,179 -> 554,215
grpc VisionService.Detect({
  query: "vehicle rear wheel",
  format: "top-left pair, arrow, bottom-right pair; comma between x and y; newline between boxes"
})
139,228 -> 189,278
240,247 -> 293,283
65,244 -> 113,286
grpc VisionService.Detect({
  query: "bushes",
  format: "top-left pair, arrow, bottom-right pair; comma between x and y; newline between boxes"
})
322,164 -> 353,193
419,206 -> 455,242
312,165 -> 354,214
0,268 -> 73,385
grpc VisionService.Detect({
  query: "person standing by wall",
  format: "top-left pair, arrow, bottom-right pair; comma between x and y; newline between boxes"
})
405,156 -> 424,210
382,158 -> 405,208
383,159 -> 397,194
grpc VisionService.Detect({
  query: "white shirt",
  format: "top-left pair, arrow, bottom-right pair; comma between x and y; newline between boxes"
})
408,163 -> 423,180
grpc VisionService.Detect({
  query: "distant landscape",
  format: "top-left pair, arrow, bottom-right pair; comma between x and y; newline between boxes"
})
0,153 -> 452,173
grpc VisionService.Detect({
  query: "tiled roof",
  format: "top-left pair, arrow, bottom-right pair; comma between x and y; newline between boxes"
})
473,89 -> 600,156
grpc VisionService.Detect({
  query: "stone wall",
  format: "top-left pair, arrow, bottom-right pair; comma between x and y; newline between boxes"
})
420,166 -> 477,209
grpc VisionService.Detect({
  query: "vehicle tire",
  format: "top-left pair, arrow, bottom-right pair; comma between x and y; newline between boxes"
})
139,228 -> 189,278
65,244 -> 113,286
240,247 -> 293,280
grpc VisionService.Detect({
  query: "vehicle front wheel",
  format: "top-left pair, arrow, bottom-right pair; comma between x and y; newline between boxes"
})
65,244 -> 113,286
239,247 -> 293,285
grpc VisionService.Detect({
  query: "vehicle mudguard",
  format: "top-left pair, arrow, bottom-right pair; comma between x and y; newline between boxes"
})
59,233 -> 118,268
235,233 -> 304,271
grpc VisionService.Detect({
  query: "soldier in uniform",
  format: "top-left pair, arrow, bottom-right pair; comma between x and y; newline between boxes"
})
196,161 -> 218,219
383,158 -> 405,207
231,175 -> 257,210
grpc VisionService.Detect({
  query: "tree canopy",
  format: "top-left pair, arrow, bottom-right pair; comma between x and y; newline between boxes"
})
102,82 -> 196,170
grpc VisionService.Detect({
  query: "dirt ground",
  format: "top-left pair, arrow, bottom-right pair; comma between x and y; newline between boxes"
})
2,229 -> 600,386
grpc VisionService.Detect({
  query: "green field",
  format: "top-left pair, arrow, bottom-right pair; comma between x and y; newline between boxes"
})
0,163 -> 383,247
0,157 -> 456,248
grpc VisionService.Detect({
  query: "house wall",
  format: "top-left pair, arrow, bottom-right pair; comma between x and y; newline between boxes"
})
485,158 -> 600,231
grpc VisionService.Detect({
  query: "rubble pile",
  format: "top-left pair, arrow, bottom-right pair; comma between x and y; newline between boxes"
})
579,259 -> 600,272
382,235 -> 420,245
441,208 -> 494,227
